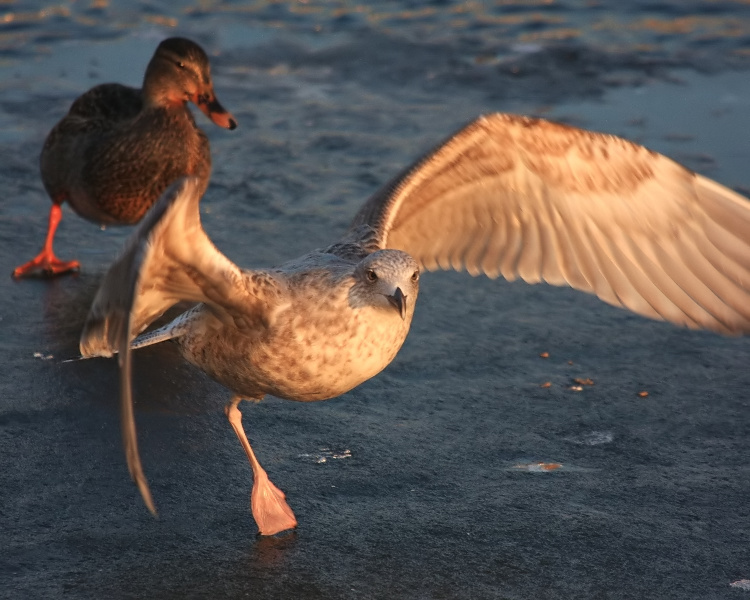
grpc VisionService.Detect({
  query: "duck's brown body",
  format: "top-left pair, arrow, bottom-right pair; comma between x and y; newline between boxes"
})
13,37 -> 236,278
41,83 -> 212,225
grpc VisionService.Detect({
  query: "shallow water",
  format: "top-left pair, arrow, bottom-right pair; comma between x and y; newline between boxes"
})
1,2 -> 750,599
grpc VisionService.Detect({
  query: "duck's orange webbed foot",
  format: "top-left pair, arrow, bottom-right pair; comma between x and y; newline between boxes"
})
13,203 -> 79,279
12,252 -> 80,279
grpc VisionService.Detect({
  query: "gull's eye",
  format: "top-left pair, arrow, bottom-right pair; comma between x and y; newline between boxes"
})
411,270 -> 419,282
366,269 -> 378,283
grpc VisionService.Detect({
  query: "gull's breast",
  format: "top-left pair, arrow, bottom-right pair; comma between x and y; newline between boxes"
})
253,302 -> 411,402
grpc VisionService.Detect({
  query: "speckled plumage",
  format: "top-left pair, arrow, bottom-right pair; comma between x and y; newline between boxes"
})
80,111 -> 750,536
13,37 -> 236,278
80,179 -> 419,535
82,201 -> 419,403
176,251 -> 416,402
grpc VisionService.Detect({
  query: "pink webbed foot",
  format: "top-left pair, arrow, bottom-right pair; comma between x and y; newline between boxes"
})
225,396 -> 298,536
251,463 -> 298,536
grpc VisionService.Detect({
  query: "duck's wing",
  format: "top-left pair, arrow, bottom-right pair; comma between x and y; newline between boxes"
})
350,113 -> 750,335
79,176 -> 284,514
66,83 -> 143,122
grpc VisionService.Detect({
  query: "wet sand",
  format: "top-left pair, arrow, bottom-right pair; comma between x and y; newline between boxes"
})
1,3 -> 750,599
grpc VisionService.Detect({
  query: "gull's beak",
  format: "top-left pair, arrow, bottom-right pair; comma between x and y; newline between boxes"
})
386,287 -> 407,320
194,91 -> 238,130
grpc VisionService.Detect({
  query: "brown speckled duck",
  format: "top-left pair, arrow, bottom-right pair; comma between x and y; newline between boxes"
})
12,36 -> 237,279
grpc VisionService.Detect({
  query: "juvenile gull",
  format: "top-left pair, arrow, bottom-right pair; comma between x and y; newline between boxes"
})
13,37 -> 237,279
80,113 -> 750,535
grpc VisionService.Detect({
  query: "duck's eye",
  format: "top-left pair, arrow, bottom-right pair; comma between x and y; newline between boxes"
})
366,269 -> 378,283
411,270 -> 419,282
176,61 -> 186,69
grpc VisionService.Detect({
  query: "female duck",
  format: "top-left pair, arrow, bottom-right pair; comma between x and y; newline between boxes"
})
13,37 -> 237,278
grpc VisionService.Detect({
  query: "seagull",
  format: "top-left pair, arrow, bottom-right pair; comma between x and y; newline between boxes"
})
79,113 -> 750,536
13,37 -> 237,279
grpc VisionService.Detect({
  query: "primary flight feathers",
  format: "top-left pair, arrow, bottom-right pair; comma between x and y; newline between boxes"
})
353,113 -> 750,334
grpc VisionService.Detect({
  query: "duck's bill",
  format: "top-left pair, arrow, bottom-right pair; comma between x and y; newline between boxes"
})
196,93 -> 237,130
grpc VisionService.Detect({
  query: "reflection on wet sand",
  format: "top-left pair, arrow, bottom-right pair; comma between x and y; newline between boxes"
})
251,530 -> 298,568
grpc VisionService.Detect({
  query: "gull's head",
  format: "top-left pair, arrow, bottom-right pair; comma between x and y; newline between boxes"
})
351,250 -> 420,321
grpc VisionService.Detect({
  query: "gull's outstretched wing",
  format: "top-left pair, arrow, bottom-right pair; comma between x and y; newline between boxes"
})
351,113 -> 750,335
79,176 -> 285,514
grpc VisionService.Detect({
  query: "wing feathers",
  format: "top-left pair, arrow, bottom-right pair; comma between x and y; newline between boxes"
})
460,203 -> 492,277
697,176 -> 750,242
80,177 -> 281,359
479,207 -> 507,280
79,177 -> 280,516
354,112 -> 750,334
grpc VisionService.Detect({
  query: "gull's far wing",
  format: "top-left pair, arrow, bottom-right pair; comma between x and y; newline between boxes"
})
350,113 -> 750,335
78,176 -> 284,515
80,177 -> 283,358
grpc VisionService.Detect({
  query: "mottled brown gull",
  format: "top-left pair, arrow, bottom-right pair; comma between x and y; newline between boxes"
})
80,113 -> 750,536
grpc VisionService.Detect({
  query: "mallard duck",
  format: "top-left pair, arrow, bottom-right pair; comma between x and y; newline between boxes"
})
12,37 -> 237,279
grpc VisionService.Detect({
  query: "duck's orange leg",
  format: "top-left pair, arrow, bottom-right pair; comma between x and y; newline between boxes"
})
12,202 -> 80,279
225,395 -> 298,536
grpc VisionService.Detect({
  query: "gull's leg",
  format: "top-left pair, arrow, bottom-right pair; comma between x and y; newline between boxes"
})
225,395 -> 297,536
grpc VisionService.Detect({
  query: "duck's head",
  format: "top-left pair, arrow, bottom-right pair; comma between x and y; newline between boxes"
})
143,37 -> 237,130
